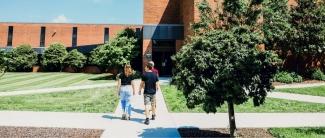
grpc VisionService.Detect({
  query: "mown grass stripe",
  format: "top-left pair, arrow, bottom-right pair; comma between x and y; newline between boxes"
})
20,73 -> 74,90
57,74 -> 94,87
0,73 -> 24,79
26,73 -> 88,89
0,73 -> 38,83
17,74 -> 70,90
0,73 -> 53,87
0,73 -> 64,91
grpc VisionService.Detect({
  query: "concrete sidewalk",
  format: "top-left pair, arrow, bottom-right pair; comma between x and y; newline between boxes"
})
274,82 -> 325,89
268,92 -> 325,104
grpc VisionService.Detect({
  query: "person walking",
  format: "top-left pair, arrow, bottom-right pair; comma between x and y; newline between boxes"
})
116,64 -> 136,120
139,63 -> 160,125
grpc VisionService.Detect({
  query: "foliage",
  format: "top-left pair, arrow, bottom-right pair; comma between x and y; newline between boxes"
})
42,43 -> 68,72
0,49 -> 6,77
262,0 -> 292,52
176,0 -> 279,136
274,71 -> 303,83
269,127 -> 325,138
5,44 -> 38,72
311,69 -> 325,81
90,29 -> 138,69
63,49 -> 87,71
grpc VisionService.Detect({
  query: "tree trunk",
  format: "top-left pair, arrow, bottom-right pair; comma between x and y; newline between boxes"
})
227,98 -> 236,137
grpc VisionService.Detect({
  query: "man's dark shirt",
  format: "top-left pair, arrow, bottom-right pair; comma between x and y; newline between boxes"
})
141,71 -> 159,94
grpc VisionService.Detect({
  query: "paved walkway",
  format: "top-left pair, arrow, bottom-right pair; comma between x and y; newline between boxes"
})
0,79 -> 325,137
268,91 -> 325,104
274,82 -> 325,89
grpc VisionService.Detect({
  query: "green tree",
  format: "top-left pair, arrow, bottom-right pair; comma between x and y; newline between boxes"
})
6,44 -> 38,72
90,29 -> 138,70
63,49 -> 87,72
173,0 -> 278,136
0,49 -> 6,78
42,43 -> 68,72
288,0 -> 325,72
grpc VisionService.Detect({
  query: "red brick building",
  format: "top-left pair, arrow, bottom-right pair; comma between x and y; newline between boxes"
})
0,0 -> 297,76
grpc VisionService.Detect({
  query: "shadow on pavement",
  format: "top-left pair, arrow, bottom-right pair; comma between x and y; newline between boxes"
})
138,127 -> 180,138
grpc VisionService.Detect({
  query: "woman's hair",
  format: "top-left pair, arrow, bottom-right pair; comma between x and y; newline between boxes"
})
124,64 -> 133,77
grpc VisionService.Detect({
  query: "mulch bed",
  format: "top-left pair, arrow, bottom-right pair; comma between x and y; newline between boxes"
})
0,126 -> 104,138
178,128 -> 274,138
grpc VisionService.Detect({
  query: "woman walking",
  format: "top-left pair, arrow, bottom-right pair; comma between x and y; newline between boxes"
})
116,64 -> 135,120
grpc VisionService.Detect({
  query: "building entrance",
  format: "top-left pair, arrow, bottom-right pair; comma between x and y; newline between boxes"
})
152,40 -> 175,77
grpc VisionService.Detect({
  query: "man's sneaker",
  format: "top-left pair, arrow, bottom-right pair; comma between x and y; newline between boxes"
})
121,114 -> 126,120
144,118 -> 150,125
151,114 -> 156,120
126,114 -> 131,120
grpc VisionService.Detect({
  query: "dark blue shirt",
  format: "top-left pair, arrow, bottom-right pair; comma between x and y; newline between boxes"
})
141,72 -> 159,94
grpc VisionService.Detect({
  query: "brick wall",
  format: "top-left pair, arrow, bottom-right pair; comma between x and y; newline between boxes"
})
0,23 -> 141,48
144,0 -> 180,24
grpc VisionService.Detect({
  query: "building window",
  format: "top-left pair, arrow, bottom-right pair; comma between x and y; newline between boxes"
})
7,26 -> 13,46
104,28 -> 109,43
40,27 -> 46,47
72,27 -> 78,47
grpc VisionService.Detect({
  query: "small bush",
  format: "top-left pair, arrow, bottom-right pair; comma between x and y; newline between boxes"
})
0,49 -> 6,77
6,44 -> 37,72
42,43 -> 68,72
274,71 -> 303,83
64,49 -> 86,72
290,72 -> 303,83
311,69 -> 325,81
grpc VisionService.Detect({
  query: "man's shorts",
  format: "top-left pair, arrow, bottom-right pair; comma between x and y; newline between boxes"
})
144,94 -> 156,105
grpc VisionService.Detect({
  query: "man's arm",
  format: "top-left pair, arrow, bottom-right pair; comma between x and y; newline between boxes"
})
156,81 -> 160,92
117,79 -> 121,96
139,81 -> 144,95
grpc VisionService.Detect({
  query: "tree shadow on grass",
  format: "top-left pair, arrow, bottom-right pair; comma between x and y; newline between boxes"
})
88,74 -> 115,81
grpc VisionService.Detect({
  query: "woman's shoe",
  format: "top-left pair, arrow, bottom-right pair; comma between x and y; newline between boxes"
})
121,114 -> 126,120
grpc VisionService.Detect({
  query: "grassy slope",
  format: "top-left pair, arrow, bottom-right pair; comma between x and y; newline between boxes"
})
162,85 -> 325,113
276,86 -> 325,97
0,88 -> 118,113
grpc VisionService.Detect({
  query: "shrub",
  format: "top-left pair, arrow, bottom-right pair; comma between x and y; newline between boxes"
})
6,44 -> 38,72
274,71 -> 294,83
63,49 -> 86,72
290,72 -> 303,83
311,69 -> 325,81
42,43 -> 68,72
90,34 -> 137,69
274,71 -> 304,83
0,49 -> 6,77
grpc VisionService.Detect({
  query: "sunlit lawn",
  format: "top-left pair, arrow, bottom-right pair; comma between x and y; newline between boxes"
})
0,73 -> 115,92
276,85 -> 325,97
162,85 -> 325,113
0,88 -> 118,113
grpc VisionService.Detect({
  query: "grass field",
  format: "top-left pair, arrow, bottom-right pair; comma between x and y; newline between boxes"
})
276,85 -> 325,97
0,88 -> 118,113
269,127 -> 325,138
0,73 -> 115,92
162,85 -> 325,113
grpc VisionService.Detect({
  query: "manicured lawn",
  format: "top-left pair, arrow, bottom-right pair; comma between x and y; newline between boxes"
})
0,73 -> 115,92
0,88 -> 118,113
269,127 -> 325,138
162,85 -> 325,113
276,85 -> 325,97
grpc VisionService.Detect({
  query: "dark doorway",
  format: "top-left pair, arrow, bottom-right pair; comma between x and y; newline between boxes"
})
152,40 -> 176,77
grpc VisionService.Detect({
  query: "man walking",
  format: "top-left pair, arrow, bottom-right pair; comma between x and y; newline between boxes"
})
139,63 -> 160,125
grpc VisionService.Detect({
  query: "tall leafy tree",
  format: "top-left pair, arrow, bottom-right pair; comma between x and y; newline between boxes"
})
0,49 -> 6,78
5,44 -> 38,72
42,43 -> 68,72
173,0 -> 278,136
63,49 -> 87,72
90,28 -> 138,71
289,0 -> 325,72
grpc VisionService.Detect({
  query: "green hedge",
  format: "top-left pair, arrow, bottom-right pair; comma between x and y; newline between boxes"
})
311,69 -> 325,81
274,71 -> 303,83
5,44 -> 38,72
